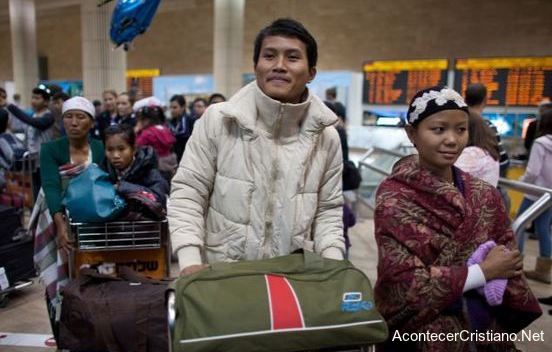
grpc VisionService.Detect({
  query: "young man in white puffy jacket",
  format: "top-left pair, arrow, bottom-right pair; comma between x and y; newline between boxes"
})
169,18 -> 345,276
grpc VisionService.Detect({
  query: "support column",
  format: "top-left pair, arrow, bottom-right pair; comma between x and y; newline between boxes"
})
213,0 -> 245,98
9,0 -> 39,108
81,0 -> 126,101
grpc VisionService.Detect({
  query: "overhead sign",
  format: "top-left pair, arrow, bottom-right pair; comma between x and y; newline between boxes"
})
363,59 -> 449,105
454,57 -> 552,106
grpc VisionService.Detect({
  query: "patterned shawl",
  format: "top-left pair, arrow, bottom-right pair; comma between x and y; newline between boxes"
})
374,155 -> 541,352
30,163 -> 87,301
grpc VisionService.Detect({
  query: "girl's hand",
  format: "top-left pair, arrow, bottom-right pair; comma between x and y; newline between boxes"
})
480,245 -> 523,280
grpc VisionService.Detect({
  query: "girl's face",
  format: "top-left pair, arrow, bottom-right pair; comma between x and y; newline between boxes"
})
103,93 -> 117,113
105,134 -> 135,170
116,95 -> 132,116
406,109 -> 469,180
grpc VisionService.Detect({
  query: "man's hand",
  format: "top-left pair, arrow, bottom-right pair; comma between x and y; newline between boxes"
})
179,264 -> 209,277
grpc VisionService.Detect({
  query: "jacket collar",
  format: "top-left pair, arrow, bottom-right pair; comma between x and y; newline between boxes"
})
220,81 -> 338,138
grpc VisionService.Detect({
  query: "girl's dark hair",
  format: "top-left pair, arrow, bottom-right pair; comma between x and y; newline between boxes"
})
137,105 -> 165,126
104,124 -> 136,146
102,89 -> 118,99
467,112 -> 499,161
538,110 -> 552,137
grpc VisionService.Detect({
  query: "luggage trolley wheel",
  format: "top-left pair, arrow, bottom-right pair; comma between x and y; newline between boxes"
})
0,280 -> 33,308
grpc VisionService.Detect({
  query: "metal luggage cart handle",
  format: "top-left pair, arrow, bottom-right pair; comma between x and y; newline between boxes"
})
167,290 -> 176,352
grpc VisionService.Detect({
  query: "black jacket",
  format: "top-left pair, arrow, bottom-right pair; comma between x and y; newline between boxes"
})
169,114 -> 196,162
103,146 -> 169,207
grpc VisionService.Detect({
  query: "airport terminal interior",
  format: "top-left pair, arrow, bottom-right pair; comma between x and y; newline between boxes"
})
0,0 -> 552,351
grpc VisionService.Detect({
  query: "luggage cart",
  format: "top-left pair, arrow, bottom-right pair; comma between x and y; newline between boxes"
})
166,291 -> 376,352
2,151 -> 39,209
68,218 -> 171,280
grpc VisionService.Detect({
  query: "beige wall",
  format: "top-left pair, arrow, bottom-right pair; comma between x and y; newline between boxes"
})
1,0 -> 552,81
243,0 -> 552,72
128,0 -> 214,75
0,20 -> 12,81
36,5 -> 82,80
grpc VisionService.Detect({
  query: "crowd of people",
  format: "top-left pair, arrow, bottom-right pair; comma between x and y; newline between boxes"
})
0,17 -> 550,351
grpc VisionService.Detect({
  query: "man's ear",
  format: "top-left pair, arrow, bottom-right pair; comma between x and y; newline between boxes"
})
308,67 -> 317,83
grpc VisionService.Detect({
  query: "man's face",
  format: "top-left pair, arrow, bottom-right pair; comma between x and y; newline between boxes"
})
52,98 -> 64,115
0,92 -> 6,107
170,101 -> 185,119
31,94 -> 47,111
255,35 -> 316,104
192,100 -> 206,118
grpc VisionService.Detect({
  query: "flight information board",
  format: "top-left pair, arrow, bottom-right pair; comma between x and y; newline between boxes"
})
363,59 -> 448,105
454,57 -> 552,106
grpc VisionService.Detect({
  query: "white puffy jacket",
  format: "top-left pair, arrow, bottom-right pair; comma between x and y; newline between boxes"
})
169,81 -> 345,269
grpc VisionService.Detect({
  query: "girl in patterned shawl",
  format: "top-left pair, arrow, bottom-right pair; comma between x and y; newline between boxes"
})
374,86 -> 541,352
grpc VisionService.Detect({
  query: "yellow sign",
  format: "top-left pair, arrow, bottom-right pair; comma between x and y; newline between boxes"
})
363,59 -> 448,72
126,69 -> 160,78
456,57 -> 552,70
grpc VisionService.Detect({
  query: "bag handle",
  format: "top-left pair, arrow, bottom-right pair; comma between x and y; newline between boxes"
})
302,250 -> 325,270
117,266 -> 170,285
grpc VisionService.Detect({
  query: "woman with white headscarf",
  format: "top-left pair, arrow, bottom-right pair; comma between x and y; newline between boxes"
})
30,96 -> 104,341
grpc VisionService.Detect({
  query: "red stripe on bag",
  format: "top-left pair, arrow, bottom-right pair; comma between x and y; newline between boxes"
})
265,275 -> 305,330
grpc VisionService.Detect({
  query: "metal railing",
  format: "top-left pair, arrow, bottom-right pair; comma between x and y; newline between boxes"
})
356,147 -> 405,210
356,147 -> 552,240
497,178 -> 552,241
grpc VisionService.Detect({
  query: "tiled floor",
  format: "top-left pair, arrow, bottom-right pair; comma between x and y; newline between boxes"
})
0,219 -> 550,351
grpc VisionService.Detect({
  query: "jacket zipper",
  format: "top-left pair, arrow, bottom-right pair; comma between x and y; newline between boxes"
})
262,105 -> 284,258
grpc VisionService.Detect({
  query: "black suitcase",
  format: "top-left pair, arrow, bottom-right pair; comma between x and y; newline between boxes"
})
0,237 -> 35,284
0,204 -> 23,246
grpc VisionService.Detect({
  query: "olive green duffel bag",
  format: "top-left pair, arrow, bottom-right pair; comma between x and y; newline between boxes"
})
168,252 -> 388,352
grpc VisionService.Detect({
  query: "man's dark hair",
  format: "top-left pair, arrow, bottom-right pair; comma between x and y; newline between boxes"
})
137,105 -> 164,126
208,93 -> 226,105
104,123 -> 136,147
464,83 -> 487,107
326,87 -> 337,100
47,84 -> 63,96
253,18 -> 318,69
52,91 -> 70,101
92,99 -> 102,107
32,86 -> 51,101
538,109 -> 552,137
192,97 -> 207,107
170,94 -> 186,107
538,102 -> 552,117
0,109 -> 8,133
0,87 -> 6,97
